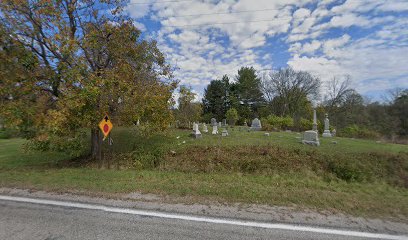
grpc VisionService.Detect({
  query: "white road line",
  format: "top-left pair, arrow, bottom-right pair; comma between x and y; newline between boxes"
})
0,195 -> 407,240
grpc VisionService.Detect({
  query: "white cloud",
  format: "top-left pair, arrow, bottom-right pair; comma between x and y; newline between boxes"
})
125,0 -> 408,98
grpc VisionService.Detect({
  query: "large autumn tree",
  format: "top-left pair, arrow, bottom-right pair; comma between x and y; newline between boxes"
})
0,0 -> 176,159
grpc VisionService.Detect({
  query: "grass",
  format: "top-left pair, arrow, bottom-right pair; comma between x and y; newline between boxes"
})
0,127 -> 407,220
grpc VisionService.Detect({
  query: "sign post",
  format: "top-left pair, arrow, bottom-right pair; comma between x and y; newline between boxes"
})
98,114 -> 113,168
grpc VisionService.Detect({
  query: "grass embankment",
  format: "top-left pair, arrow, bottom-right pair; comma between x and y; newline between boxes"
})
0,127 -> 407,219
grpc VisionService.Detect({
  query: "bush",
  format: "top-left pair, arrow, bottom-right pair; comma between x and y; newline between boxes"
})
131,146 -> 167,169
340,124 -> 380,139
265,115 -> 294,130
327,160 -> 365,182
226,108 -> 239,126
299,118 -> 313,131
0,130 -> 11,139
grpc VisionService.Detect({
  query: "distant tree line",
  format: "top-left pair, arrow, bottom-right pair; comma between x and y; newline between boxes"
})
176,66 -> 408,141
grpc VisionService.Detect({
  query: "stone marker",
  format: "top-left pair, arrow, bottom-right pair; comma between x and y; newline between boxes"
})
322,113 -> 332,138
312,109 -> 317,132
218,122 -> 222,127
264,133 -> 270,136
222,129 -> 228,137
202,123 -> 208,133
250,118 -> 262,131
302,130 -> 320,146
332,129 -> 336,137
211,118 -> 217,126
212,125 -> 219,135
191,122 -> 202,139
222,119 -> 227,127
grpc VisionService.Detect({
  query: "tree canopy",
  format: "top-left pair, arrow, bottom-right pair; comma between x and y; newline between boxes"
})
0,0 -> 177,158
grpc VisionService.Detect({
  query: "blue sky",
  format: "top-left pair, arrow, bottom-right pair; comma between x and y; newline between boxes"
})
125,0 -> 408,102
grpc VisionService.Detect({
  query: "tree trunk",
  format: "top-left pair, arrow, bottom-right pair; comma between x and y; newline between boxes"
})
91,128 -> 102,163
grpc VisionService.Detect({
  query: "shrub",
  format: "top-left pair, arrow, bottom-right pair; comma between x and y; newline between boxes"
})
299,118 -> 313,131
265,115 -> 294,130
327,160 -> 365,182
226,108 -> 239,126
0,130 -> 11,139
340,124 -> 380,139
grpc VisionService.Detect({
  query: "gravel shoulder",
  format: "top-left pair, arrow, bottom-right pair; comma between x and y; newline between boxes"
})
1,187 -> 407,235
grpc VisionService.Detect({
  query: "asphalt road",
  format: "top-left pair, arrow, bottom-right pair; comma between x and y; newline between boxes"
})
0,198 -> 405,240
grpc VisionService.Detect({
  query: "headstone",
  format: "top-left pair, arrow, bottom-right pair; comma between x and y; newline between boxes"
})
202,123 -> 208,133
191,123 -> 202,139
264,133 -> 270,136
302,130 -> 320,146
222,129 -> 228,137
312,109 -> 317,132
212,125 -> 219,135
332,129 -> 336,137
250,118 -> 262,131
222,119 -> 227,127
322,114 -> 332,137
218,122 -> 222,127
243,121 -> 247,126
211,118 -> 217,126
136,119 -> 140,126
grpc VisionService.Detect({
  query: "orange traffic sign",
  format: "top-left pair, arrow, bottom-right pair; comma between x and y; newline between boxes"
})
98,114 -> 113,140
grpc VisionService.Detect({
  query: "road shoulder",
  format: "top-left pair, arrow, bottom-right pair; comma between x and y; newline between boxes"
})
1,187 -> 407,235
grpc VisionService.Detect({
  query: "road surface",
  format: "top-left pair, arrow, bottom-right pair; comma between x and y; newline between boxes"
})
0,196 -> 406,240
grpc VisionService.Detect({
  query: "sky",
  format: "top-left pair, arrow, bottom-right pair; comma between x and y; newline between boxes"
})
125,0 -> 408,102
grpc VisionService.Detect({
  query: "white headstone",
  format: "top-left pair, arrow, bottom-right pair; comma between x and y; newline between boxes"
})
192,123 -> 202,138
211,118 -> 217,126
212,125 -> 218,135
302,130 -> 320,146
222,129 -> 228,137
322,114 -> 332,138
250,118 -> 262,131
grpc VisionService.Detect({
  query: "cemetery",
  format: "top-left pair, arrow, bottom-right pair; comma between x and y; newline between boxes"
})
1,121 -> 408,219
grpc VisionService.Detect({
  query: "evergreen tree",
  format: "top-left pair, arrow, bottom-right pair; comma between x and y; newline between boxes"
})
202,75 -> 230,121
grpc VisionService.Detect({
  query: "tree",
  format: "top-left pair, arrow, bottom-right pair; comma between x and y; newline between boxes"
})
202,76 -> 230,121
232,67 -> 264,120
0,1 -> 176,159
391,89 -> 408,136
226,108 -> 239,126
176,86 -> 202,128
261,67 -> 320,117
324,75 -> 354,115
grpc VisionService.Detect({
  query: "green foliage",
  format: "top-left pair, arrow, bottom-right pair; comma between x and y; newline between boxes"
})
0,130 -> 11,139
26,132 -> 88,158
265,115 -> 294,130
0,3 -> 176,157
232,67 -> 264,118
340,124 -> 380,139
226,108 -> 239,125
299,118 -> 313,131
327,160 -> 365,182
202,77 -> 230,120
175,86 -> 202,128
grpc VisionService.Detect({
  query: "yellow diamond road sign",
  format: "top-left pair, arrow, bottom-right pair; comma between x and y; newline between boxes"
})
99,114 -> 113,140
